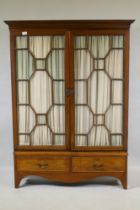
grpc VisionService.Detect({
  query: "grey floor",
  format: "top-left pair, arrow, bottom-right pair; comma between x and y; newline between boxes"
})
0,166 -> 140,210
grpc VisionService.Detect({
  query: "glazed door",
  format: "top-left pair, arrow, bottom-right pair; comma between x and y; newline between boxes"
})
14,30 -> 126,150
71,32 -> 126,150
15,32 -> 70,149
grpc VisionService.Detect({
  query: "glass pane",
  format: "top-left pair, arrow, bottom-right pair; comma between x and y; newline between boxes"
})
112,81 -> 123,104
31,126 -> 52,145
75,106 -> 93,134
30,71 -> 52,113
74,36 -> 87,48
75,135 -> 87,146
105,49 -> 123,79
106,106 -> 123,133
29,36 -> 51,58
52,36 -> 65,48
74,50 -> 93,80
88,36 -> 110,58
112,36 -> 124,48
16,50 -> 34,79
53,81 -> 65,104
17,81 -> 28,104
37,115 -> 46,124
94,115 -> 104,125
18,105 -> 36,133
16,36 -> 27,49
88,71 -> 110,114
75,81 -> 87,104
94,59 -> 104,69
47,50 -> 65,80
74,35 -> 124,147
111,135 -> 122,146
48,106 -> 65,133
54,135 -> 65,145
36,60 -> 45,69
88,126 -> 109,146
19,135 -> 30,145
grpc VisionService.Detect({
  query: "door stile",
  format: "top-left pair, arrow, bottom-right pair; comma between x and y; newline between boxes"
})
65,31 -> 71,150
10,31 -> 19,149
123,30 -> 129,150
68,31 -> 75,150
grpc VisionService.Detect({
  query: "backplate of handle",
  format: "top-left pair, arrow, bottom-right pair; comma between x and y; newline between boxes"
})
38,163 -> 48,169
93,163 -> 104,169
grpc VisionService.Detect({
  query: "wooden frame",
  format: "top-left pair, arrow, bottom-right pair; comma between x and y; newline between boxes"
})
5,20 -> 134,188
9,29 -> 70,151
70,30 -> 129,151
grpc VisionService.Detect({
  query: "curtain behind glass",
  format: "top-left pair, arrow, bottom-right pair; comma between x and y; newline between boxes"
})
16,36 -> 65,146
74,35 -> 123,146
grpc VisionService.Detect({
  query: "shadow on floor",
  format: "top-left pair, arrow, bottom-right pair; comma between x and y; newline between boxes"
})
20,176 -> 120,188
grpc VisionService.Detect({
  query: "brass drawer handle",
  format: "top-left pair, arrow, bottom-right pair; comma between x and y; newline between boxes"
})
38,163 -> 48,169
93,163 -> 104,169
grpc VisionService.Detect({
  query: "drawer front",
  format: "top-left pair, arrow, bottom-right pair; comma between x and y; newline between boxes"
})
72,157 -> 125,172
16,157 -> 70,172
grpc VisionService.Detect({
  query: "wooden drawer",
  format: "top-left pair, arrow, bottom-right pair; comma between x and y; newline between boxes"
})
16,157 -> 70,172
72,157 -> 125,172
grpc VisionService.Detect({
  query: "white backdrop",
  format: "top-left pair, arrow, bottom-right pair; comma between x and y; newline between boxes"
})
0,0 -> 139,167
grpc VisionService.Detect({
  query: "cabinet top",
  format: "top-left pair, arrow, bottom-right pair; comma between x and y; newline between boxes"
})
5,20 -> 135,30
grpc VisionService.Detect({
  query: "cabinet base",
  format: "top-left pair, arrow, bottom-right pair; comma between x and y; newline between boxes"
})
15,171 -> 127,189
14,151 -> 127,189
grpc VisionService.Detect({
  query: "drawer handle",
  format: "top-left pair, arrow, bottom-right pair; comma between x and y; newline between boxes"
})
93,163 -> 104,169
38,163 -> 48,169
